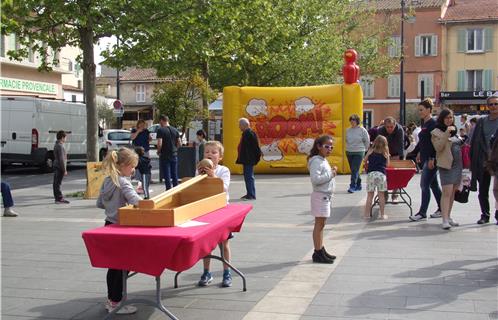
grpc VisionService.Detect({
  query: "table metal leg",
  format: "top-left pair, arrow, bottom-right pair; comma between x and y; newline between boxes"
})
174,243 -> 247,291
104,273 -> 179,320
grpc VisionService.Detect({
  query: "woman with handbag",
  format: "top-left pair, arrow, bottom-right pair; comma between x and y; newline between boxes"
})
431,109 -> 463,230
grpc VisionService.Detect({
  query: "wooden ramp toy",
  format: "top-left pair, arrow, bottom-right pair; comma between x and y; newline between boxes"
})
118,175 -> 227,227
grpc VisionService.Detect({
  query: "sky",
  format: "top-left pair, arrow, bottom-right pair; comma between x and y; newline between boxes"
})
93,36 -> 116,76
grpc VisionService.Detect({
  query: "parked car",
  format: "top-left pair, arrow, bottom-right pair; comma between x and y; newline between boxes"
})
148,124 -> 186,148
98,129 -> 132,160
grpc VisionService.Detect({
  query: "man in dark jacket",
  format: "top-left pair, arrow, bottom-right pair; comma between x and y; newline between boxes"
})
378,117 -> 405,160
471,95 -> 498,224
236,118 -> 261,200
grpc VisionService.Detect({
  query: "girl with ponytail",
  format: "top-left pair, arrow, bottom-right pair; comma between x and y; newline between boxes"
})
96,147 -> 141,314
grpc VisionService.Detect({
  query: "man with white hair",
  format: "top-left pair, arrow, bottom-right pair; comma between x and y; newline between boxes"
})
236,118 -> 262,200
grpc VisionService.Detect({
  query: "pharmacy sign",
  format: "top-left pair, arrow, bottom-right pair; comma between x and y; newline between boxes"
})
0,77 -> 57,95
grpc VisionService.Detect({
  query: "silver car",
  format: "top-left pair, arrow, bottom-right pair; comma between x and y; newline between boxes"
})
98,129 -> 132,160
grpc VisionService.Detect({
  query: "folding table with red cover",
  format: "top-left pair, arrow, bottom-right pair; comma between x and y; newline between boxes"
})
82,203 -> 252,319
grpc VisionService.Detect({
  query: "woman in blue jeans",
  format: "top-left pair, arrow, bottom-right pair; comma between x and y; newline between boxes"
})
410,98 -> 442,221
345,114 -> 370,193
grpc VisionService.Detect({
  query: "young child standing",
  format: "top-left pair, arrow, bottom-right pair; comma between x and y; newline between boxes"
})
307,135 -> 337,264
196,141 -> 232,287
97,148 -> 142,315
364,135 -> 390,220
53,130 -> 69,204
135,146 -> 152,199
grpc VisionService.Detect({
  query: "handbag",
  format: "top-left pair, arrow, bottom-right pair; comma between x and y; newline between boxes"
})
454,185 -> 470,203
455,172 -> 471,203
461,144 -> 470,169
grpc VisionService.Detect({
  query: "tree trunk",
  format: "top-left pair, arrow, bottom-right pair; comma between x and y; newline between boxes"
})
79,27 -> 98,162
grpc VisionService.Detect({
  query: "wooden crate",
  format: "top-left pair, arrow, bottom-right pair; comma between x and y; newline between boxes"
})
388,160 -> 416,169
118,175 -> 227,227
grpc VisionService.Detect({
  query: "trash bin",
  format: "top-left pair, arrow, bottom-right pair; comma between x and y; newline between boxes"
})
178,146 -> 196,178
158,146 -> 196,183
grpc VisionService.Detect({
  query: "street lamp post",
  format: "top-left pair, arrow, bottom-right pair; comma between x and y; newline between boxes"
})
400,0 -> 406,126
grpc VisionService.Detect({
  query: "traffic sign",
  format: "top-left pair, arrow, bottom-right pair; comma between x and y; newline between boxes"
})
113,108 -> 124,117
113,99 -> 123,109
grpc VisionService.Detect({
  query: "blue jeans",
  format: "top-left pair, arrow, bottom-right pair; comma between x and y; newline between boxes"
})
346,152 -> 364,188
418,161 -> 442,215
160,156 -> 178,190
243,164 -> 256,198
1,182 -> 14,208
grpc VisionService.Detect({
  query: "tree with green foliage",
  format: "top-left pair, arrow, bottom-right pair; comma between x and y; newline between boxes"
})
153,74 -> 214,139
104,0 -> 396,91
1,0 -> 188,161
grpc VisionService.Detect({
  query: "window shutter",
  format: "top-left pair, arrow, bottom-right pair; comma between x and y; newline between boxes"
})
388,76 -> 394,97
427,75 -> 434,96
457,30 -> 466,52
483,70 -> 493,90
431,35 -> 438,56
415,35 -> 421,57
457,70 -> 465,91
484,28 -> 493,52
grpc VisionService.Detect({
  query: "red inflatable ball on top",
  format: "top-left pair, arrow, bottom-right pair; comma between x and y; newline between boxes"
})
342,49 -> 360,84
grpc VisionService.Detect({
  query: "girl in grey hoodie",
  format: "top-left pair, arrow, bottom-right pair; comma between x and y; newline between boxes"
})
307,135 -> 337,264
96,148 -> 142,315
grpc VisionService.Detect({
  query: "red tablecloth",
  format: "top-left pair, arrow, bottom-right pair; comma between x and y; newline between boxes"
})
82,204 -> 252,277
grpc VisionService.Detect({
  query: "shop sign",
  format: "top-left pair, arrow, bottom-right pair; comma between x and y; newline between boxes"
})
0,76 -> 57,95
440,90 -> 498,100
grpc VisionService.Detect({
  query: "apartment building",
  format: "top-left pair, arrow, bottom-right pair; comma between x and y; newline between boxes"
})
361,0 -> 446,127
439,0 -> 498,114
97,66 -> 172,129
0,34 -> 83,101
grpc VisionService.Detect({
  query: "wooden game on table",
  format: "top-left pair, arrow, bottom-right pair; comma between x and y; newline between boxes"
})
118,174 -> 227,226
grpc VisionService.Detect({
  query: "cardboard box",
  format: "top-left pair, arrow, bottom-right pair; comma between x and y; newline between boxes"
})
118,175 -> 227,226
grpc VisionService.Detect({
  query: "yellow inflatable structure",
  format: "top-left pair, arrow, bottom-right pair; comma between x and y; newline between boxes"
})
223,83 -> 363,174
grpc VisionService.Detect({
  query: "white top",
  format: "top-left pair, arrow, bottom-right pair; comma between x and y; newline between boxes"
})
412,126 -> 421,144
196,165 -> 230,202
308,155 -> 336,195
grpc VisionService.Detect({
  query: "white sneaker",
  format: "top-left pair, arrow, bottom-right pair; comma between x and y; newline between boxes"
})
409,213 -> 426,222
3,207 -> 18,217
430,210 -> 442,218
105,300 -> 137,315
442,221 -> 451,230
448,218 -> 459,227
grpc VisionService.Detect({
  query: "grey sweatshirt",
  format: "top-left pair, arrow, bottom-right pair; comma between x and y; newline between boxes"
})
308,155 -> 336,195
53,141 -> 67,172
346,126 -> 370,152
96,176 -> 142,224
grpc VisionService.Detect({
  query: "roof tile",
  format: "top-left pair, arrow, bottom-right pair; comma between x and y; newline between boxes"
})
442,0 -> 498,22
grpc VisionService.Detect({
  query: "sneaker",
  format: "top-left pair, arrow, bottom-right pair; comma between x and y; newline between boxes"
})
430,210 -> 442,218
105,300 -> 137,315
347,187 -> 355,193
321,247 -> 336,260
3,207 -> 18,217
55,198 -> 70,204
221,271 -> 232,287
198,271 -> 213,287
448,218 -> 459,227
409,213 -> 426,222
477,213 -> 490,224
442,221 -> 451,230
312,249 -> 334,264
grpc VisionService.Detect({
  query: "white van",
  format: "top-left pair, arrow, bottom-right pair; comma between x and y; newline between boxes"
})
1,96 -> 87,172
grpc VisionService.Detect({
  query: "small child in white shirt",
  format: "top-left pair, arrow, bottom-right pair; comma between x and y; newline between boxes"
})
196,141 -> 232,287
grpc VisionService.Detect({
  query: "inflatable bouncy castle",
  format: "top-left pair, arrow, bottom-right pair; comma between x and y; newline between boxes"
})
223,49 -> 362,174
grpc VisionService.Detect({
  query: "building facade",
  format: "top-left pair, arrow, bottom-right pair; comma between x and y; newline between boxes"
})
439,0 -> 498,113
361,0 -> 446,128
0,34 -> 83,101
